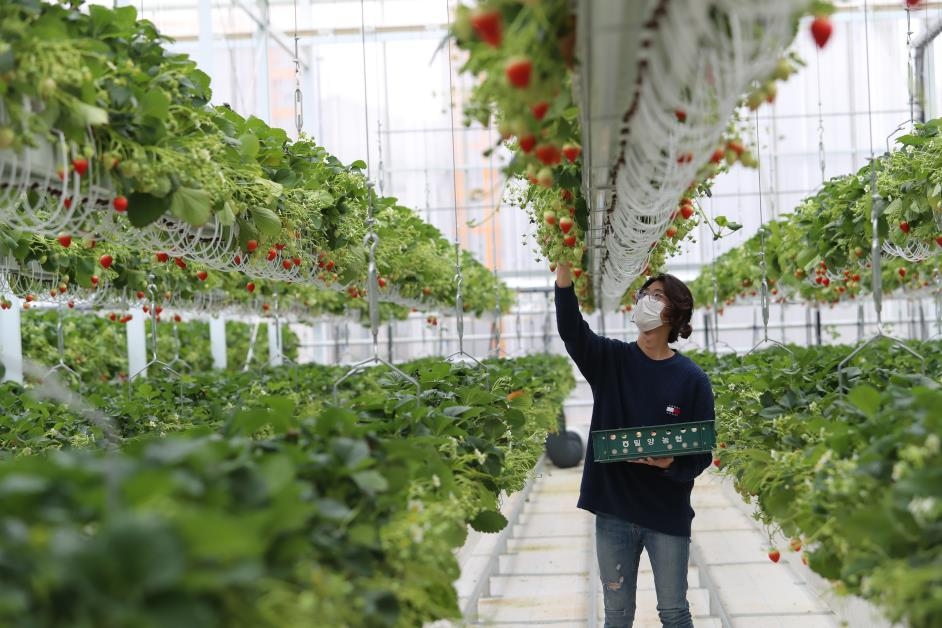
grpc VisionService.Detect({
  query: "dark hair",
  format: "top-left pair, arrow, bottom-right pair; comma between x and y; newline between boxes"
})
639,273 -> 694,343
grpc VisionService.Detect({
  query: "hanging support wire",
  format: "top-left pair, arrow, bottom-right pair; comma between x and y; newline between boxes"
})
442,0 -> 489,378
742,111 -> 795,368
333,0 -> 419,401
837,0 -> 924,392
333,183 -> 419,401
128,274 -> 183,398
292,0 -> 304,136
43,300 -> 79,381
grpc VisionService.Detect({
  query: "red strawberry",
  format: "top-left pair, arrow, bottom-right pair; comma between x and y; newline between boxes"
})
113,195 -> 128,212
262,303 -> 271,312
810,16 -> 832,48
267,248 -> 277,261
246,282 -> 256,293
90,275 -> 99,286
155,251 -> 169,262
505,57 -> 532,88
136,290 -> 145,299
470,8 -> 502,47
563,234 -> 577,247
247,239 -> 258,252
544,211 -> 556,226
768,549 -> 781,563
292,257 -> 302,266
727,140 -> 745,156
898,268 -> 907,278
174,257 -> 187,269
99,254 -> 113,269
174,314 -> 182,323
789,538 -> 803,552
572,268 -> 583,278
143,305 -> 150,314
562,143 -> 581,163
561,189 -> 573,202
899,221 -> 910,233
518,134 -> 537,153
675,109 -> 687,122
536,168 -> 553,188
72,158 -> 89,176
67,300 -> 74,309
712,458 -> 721,468
196,270 -> 208,281
325,260 -> 335,271
109,312 -> 117,321
936,235 -> 942,247
666,226 -> 678,238
234,254 -> 242,265
710,148 -> 725,164
282,259 -> 292,270
377,277 -> 387,288
559,216 -> 574,234
906,0 -> 921,6
275,243 -> 286,251
680,204 -> 695,219
57,234 -> 72,248
63,198 -> 72,209
530,101 -> 550,121
535,143 -> 562,165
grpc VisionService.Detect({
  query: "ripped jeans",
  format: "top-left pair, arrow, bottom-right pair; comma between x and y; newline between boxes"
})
595,512 -> 693,628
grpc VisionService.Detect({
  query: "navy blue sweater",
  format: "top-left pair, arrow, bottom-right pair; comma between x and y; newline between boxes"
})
555,283 -> 714,537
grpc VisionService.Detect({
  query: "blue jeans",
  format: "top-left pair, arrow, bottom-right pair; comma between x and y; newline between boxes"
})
595,512 -> 693,628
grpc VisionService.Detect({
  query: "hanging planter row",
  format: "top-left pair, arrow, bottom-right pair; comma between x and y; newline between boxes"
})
0,0 -> 510,316
689,118 -> 942,309
449,0 -> 832,311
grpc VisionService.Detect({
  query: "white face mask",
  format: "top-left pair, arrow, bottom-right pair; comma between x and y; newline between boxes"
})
632,295 -> 666,332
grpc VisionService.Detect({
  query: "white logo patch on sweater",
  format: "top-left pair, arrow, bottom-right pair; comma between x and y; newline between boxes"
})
665,404 -> 681,417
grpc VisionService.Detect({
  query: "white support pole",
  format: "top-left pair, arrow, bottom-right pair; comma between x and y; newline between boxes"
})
268,321 -> 282,367
0,297 -> 23,384
127,306 -> 147,380
209,316 -> 227,370
254,0 -> 271,123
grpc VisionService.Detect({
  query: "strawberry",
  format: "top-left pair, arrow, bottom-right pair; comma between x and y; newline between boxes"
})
906,0 -> 921,6
72,158 -> 89,177
518,134 -> 536,153
246,281 -> 256,293
680,204 -> 695,220
282,259 -> 292,270
155,306 -> 163,315
768,549 -> 781,563
822,277 -> 830,287
898,268 -> 907,278
544,211 -> 557,226
99,254 -> 113,269
810,16 -> 832,48
559,216 -> 574,234
535,143 -> 562,165
156,252 -> 170,262
67,300 -> 75,309
63,198 -> 72,209
675,109 -> 687,123
666,226 -> 678,238
174,257 -> 187,269
292,256 -> 302,266
530,101 -> 550,121
712,458 -> 721,468
262,303 -> 270,312
143,305 -> 150,314
196,270 -> 208,281
57,234 -> 72,248
267,248 -> 277,261
377,276 -> 387,288
899,221 -> 910,233
91,275 -> 99,286
136,290 -> 145,299
113,195 -> 128,212
727,140 -> 745,156
562,143 -> 581,163
275,243 -> 286,251
58,283 -> 67,294
325,260 -> 335,271
174,314 -> 182,323
563,234 -> 576,247
247,239 -> 258,252
572,268 -> 583,278
561,189 -> 573,202
470,8 -> 502,47
422,286 -> 431,296
234,254 -> 242,265
504,57 -> 532,88
936,235 -> 942,247
536,168 -> 553,188
109,312 -> 117,321
710,148 -> 725,164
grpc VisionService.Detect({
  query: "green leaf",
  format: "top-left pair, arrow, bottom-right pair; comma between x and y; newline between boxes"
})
238,133 -> 260,159
250,206 -> 282,238
351,470 -> 388,495
443,405 -> 473,417
169,186 -> 212,227
126,192 -> 171,228
470,509 -> 507,533
141,88 -> 171,121
68,101 -> 109,127
350,160 -> 367,170
847,385 -> 881,418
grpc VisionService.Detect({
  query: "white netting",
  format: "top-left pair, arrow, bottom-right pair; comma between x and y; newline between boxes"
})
882,239 -> 939,263
602,0 -> 806,300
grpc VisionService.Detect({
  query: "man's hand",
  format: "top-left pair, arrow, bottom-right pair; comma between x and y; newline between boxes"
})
629,456 -> 674,469
555,261 -> 572,288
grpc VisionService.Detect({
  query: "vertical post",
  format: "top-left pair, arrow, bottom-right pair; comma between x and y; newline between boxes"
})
197,0 -> 215,82
857,303 -> 865,342
267,321 -> 282,367
254,0 -> 271,123
0,298 -> 23,384
387,322 -> 394,362
814,307 -> 822,346
918,299 -> 927,341
209,316 -> 227,370
701,312 -> 711,351
127,306 -> 147,379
